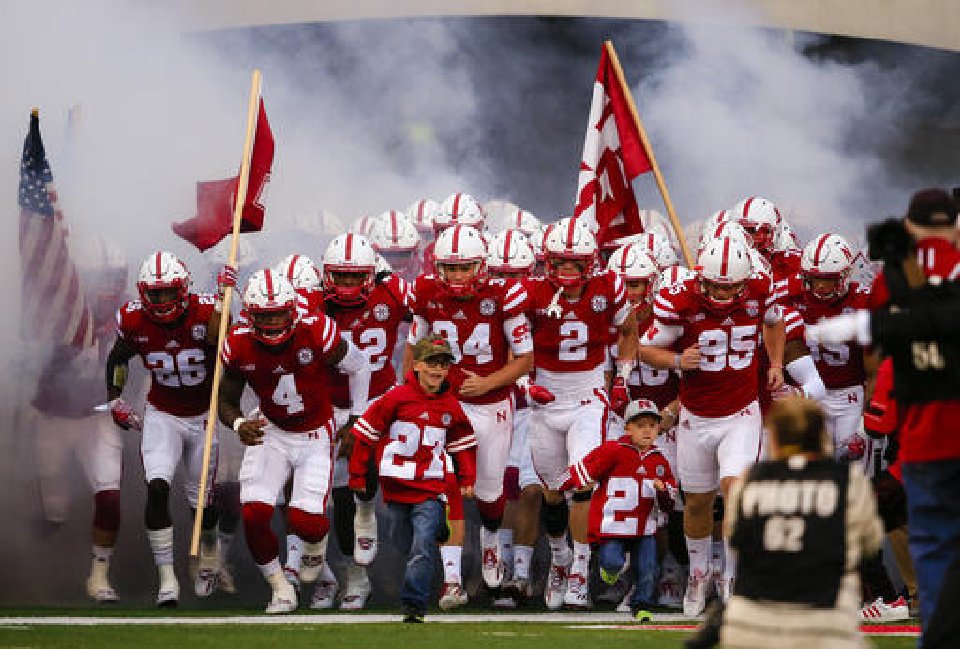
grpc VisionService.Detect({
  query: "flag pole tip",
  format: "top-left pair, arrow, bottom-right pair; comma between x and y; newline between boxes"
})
31,107 -> 39,118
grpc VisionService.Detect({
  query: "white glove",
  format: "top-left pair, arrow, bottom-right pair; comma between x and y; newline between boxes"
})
805,310 -> 871,346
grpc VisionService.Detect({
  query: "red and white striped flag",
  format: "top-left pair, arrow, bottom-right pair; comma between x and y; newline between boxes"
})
18,110 -> 93,348
573,45 -> 653,245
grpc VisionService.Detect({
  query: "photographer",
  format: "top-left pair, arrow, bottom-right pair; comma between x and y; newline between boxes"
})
807,188 -> 960,648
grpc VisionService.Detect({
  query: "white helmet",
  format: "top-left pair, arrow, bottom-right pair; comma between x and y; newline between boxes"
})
697,236 -> 753,310
375,253 -> 392,276
656,265 -> 697,292
503,208 -> 542,238
731,196 -> 782,253
801,233 -> 854,301
434,192 -> 485,236
704,208 -> 732,231
434,225 -> 488,297
405,198 -> 439,238
137,251 -> 191,323
607,244 -> 660,304
697,220 -> 750,256
274,254 -> 321,291
544,217 -> 597,288
369,211 -> 421,277
321,233 -> 378,305
351,215 -> 378,237
487,229 -> 535,276
242,269 -> 298,345
638,209 -> 674,242
634,231 -> 680,270
775,220 -> 802,252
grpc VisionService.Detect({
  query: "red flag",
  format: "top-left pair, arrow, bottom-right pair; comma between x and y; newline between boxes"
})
573,46 -> 652,245
172,98 -> 274,252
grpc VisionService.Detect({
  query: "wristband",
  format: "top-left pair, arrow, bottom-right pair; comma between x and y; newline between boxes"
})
232,417 -> 246,433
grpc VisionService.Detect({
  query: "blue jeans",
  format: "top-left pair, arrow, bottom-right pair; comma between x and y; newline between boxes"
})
901,459 -> 960,637
384,498 -> 443,615
597,535 -> 658,608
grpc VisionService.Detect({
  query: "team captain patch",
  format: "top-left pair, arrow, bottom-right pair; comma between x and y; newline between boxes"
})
297,348 -> 314,365
591,295 -> 607,313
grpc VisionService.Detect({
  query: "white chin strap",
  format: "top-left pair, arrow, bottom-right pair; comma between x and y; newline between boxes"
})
545,285 -> 564,318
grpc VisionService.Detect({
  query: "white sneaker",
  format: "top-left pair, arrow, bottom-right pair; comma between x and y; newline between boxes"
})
300,542 -> 325,584
310,577 -> 339,610
480,527 -> 504,589
616,585 -> 635,613
438,582 -> 468,610
339,566 -> 370,611
283,566 -> 301,592
86,568 -> 118,603
354,502 -> 378,566
544,561 -> 570,611
194,538 -> 221,597
859,596 -> 909,622
502,577 -> 531,602
683,569 -> 709,618
218,564 -> 237,595
265,579 -> 298,614
563,572 -> 592,609
157,571 -> 180,608
657,560 -> 684,608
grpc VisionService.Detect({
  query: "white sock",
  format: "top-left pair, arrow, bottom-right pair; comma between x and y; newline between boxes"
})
286,534 -> 303,571
355,497 -> 376,523
712,540 -> 725,578
548,535 -> 571,565
147,527 -> 174,567
686,536 -> 712,577
92,544 -> 113,563
303,536 -> 327,559
723,538 -> 737,581
440,545 -> 462,584
571,541 -> 592,575
499,527 -> 514,557
259,557 -> 282,580
514,545 -> 534,580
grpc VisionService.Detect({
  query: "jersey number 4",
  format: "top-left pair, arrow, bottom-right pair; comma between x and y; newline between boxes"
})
432,321 -> 493,364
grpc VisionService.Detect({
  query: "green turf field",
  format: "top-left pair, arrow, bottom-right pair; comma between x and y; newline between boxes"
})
0,620 -> 918,648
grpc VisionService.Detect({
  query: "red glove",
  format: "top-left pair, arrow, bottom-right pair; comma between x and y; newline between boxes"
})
610,376 -> 629,413
527,384 -> 556,405
110,398 -> 142,431
217,264 -> 238,293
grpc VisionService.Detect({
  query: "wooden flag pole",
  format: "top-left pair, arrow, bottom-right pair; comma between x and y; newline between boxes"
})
603,41 -> 694,268
190,69 -> 262,556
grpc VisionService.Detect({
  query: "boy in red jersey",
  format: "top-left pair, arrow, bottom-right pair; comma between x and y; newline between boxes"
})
349,335 -> 478,622
561,399 -> 676,621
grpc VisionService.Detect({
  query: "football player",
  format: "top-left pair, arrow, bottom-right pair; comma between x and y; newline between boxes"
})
421,192 -> 486,276
105,251 -> 233,606
218,269 -> 371,613
524,217 -> 638,610
640,236 -> 786,616
729,196 -> 802,278
315,233 -> 411,610
368,211 -> 422,283
404,224 -> 534,607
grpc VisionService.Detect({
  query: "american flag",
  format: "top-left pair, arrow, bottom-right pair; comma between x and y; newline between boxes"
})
19,110 -> 93,348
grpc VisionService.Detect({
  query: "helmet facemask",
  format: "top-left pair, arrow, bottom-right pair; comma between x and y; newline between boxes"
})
247,306 -> 296,345
437,260 -> 484,298
547,253 -> 594,289
323,267 -> 374,306
138,281 -> 188,323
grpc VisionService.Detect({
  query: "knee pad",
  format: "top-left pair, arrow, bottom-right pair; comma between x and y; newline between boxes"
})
288,507 -> 330,544
541,497 -> 569,537
476,495 -> 506,532
241,501 -> 278,565
145,478 -> 171,531
93,489 -> 121,533
572,489 -> 593,503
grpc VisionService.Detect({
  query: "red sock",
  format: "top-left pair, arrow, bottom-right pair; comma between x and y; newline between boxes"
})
476,494 -> 506,531
287,507 -> 330,543
93,489 -> 121,533
242,502 -> 278,565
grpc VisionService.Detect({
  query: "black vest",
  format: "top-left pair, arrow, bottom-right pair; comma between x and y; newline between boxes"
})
732,458 -> 849,608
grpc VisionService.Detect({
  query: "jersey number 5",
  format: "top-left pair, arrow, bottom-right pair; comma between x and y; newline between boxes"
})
698,325 -> 757,371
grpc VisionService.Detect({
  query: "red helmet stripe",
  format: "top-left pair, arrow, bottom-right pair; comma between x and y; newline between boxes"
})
813,234 -> 829,266
621,244 -> 632,273
345,233 -> 354,261
391,211 -> 399,244
264,268 -> 275,298
742,197 -> 755,219
417,200 -> 426,220
154,252 -> 162,279
720,238 -> 730,277
503,229 -> 514,260
566,218 -> 577,251
452,193 -> 462,222
514,209 -> 522,228
287,254 -> 300,280
452,225 -> 461,254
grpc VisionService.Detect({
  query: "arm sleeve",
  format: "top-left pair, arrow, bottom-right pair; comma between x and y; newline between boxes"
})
348,432 -> 377,490
570,443 -> 616,488
452,447 -> 477,488
407,314 -> 429,345
336,337 -> 372,416
445,408 -> 478,454
352,393 -> 390,444
610,275 -> 631,326
643,321 -> 684,347
785,355 -> 826,401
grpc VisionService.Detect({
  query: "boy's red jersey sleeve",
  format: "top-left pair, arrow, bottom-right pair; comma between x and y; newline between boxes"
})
352,388 -> 395,444
569,441 -> 619,489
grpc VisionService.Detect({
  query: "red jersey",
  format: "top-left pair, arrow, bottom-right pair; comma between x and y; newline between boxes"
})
350,373 -> 477,504
630,313 -> 679,408
420,241 -> 437,277
221,314 -> 342,432
294,286 -> 324,317
650,276 -> 778,417
325,275 -> 411,408
869,237 -> 960,463
409,275 -> 531,405
115,293 -> 217,417
770,249 -> 802,279
527,271 -> 630,396
784,276 -> 870,389
565,438 -> 676,542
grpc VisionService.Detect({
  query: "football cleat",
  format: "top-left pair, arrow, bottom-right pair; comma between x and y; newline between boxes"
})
656,573 -> 683,609
299,543 -> 325,584
438,582 -> 468,610
544,561 -> 570,611
86,570 -> 118,603
501,577 -> 532,603
339,566 -> 370,611
282,566 -> 301,592
353,503 -> 378,566
265,579 -> 298,615
683,569 -> 710,618
563,572 -> 592,610
194,569 -> 219,598
309,577 -> 339,610
480,527 -> 504,589
156,575 -> 180,608
859,596 -> 909,622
